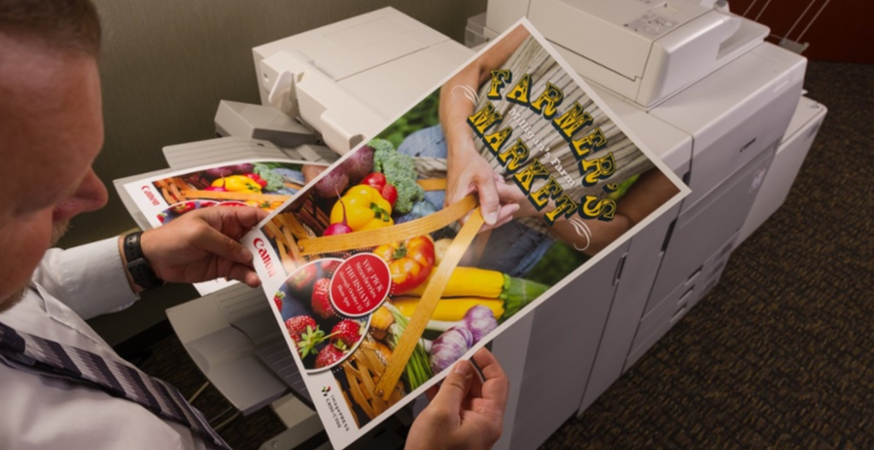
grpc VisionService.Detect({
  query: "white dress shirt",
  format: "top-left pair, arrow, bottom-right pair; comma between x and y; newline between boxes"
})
0,238 -> 215,450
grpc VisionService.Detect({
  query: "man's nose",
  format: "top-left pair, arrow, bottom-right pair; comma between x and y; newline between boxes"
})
53,170 -> 108,222
76,170 -> 108,213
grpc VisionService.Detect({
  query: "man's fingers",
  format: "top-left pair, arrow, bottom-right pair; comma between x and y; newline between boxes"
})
251,207 -> 269,224
471,348 -> 509,409
227,264 -> 262,287
425,384 -> 440,402
195,225 -> 253,264
467,363 -> 485,399
226,205 -> 269,229
198,204 -> 267,231
429,360 -> 475,416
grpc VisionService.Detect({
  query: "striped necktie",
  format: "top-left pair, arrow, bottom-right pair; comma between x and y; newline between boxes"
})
0,321 -> 231,450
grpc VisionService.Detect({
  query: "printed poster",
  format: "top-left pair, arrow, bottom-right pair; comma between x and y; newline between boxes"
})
122,159 -> 325,294
243,20 -> 689,449
122,159 -> 321,229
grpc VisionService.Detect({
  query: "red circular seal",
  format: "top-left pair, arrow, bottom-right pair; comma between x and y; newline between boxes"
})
329,253 -> 391,317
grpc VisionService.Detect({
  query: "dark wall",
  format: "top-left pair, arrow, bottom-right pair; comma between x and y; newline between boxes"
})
730,0 -> 871,63
60,0 -> 486,249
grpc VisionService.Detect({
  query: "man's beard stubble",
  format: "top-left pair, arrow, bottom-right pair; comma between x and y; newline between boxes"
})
51,220 -> 70,246
0,221 -> 70,315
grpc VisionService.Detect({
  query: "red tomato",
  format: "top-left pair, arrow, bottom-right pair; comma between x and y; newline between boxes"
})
360,172 -> 397,207
245,173 -> 268,188
373,235 -> 435,295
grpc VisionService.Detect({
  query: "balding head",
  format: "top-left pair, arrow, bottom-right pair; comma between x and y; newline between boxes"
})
0,0 -> 101,57
0,0 -> 107,311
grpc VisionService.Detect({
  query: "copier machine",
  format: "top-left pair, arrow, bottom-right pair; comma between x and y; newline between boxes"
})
154,3 -> 826,449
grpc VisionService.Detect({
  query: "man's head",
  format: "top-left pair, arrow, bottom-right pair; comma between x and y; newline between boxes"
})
0,0 -> 107,311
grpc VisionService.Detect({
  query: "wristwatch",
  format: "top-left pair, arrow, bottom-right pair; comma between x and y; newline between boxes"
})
123,231 -> 164,290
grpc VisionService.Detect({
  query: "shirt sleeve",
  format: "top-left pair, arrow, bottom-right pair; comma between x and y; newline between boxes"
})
31,237 -> 140,320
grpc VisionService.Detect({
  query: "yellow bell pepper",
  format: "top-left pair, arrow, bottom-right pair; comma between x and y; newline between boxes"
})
329,185 -> 394,231
212,175 -> 262,193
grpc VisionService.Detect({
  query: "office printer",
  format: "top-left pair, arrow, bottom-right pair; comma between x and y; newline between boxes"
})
144,3 -> 825,449
463,2 -> 824,449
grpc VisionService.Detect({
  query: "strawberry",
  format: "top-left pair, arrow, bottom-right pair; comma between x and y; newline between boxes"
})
330,319 -> 362,348
315,344 -> 345,368
285,316 -> 317,344
311,278 -> 335,319
285,316 -> 324,358
320,259 -> 341,275
273,291 -> 285,311
289,264 -> 318,291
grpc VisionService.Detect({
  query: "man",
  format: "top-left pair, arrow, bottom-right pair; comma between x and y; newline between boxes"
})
0,1 -> 508,449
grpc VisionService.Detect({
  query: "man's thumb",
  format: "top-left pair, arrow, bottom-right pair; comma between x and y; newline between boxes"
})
431,360 -> 474,413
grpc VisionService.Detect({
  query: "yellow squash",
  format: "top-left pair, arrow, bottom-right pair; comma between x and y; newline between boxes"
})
406,266 -> 507,298
390,296 -> 505,322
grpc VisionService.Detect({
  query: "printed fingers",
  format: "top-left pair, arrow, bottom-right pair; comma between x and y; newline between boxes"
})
475,175 -> 501,226
480,203 -> 519,232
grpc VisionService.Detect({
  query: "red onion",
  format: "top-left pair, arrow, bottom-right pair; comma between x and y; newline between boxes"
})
341,145 -> 375,183
429,326 -> 474,373
313,170 -> 349,199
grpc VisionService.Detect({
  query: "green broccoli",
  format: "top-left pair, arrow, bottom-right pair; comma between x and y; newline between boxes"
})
370,138 -> 424,214
252,163 -> 285,191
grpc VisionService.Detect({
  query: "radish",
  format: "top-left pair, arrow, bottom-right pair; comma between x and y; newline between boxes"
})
205,178 -> 228,192
323,197 -> 352,236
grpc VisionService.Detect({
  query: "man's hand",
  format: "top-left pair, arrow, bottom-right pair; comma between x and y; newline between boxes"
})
137,206 -> 268,288
405,348 -> 509,450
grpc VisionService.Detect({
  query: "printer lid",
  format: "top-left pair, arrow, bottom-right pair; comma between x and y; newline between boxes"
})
254,7 -> 451,82
527,0 -> 710,81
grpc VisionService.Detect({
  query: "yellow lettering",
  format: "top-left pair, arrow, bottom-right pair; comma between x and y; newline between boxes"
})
578,152 -> 616,186
579,195 -> 617,221
506,73 -> 532,105
487,70 -> 511,100
528,177 -> 563,211
497,139 -> 530,172
512,159 -> 550,193
552,102 -> 593,141
530,83 -> 564,119
484,127 -> 513,155
543,193 -> 578,225
467,102 -> 503,136
570,127 -> 607,159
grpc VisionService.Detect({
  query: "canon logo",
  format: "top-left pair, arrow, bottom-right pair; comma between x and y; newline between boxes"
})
141,186 -> 161,206
253,238 -> 276,278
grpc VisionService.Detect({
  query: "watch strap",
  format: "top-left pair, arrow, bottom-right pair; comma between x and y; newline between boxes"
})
123,231 -> 164,290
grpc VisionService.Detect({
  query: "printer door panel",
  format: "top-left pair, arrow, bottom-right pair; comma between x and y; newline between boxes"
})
648,146 -> 774,309
507,243 -> 627,449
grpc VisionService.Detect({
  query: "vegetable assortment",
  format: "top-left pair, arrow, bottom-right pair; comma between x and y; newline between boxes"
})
317,138 -> 435,238
155,162 -> 308,226
328,185 -> 393,231
277,138 -> 552,411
